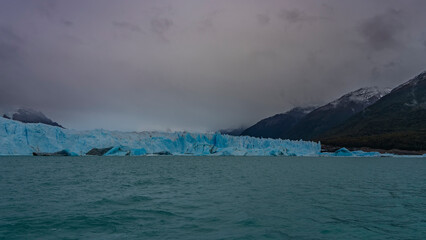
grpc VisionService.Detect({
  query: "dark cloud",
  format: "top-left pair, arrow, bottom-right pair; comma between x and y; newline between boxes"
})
61,19 -> 73,27
371,67 -> 380,79
197,18 -> 214,33
321,3 -> 334,15
36,0 -> 56,19
196,9 -> 222,33
112,21 -> 143,34
371,60 -> 399,79
151,18 -> 173,42
277,8 -> 329,24
0,1 -> 425,131
358,9 -> 404,51
278,9 -> 308,23
257,14 -> 270,26
61,34 -> 84,45
384,61 -> 397,68
0,26 -> 23,61
0,42 -> 19,60
0,26 -> 23,43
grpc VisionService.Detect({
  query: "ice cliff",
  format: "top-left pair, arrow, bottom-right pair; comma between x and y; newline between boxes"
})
0,117 -> 321,156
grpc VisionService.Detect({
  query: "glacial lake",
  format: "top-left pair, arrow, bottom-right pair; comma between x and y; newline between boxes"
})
1,156 -> 426,239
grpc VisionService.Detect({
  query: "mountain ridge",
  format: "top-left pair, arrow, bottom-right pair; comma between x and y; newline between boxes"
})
2,108 -> 64,128
320,71 -> 426,150
285,86 -> 390,140
240,106 -> 317,139
240,86 -> 390,141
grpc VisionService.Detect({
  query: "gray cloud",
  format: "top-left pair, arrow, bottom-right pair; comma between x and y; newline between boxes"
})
321,3 -> 334,15
151,18 -> 173,42
197,18 -> 214,33
277,8 -> 329,25
0,41 -> 19,60
0,26 -> 23,61
278,9 -> 308,23
61,19 -> 73,27
112,21 -> 143,34
358,9 -> 404,51
0,26 -> 23,43
371,60 -> 399,79
36,0 -> 56,19
0,1 -> 425,131
257,14 -> 270,26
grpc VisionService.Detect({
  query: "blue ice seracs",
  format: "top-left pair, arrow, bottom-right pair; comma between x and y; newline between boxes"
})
0,117 -> 321,156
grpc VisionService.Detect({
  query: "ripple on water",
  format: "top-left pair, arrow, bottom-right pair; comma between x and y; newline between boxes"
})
1,156 -> 426,240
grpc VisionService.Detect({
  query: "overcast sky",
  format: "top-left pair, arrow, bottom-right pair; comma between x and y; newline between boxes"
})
1,0 -> 425,131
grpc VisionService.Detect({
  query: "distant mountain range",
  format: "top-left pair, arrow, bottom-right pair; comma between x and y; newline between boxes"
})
241,87 -> 389,140
2,108 -> 64,128
239,70 -> 426,151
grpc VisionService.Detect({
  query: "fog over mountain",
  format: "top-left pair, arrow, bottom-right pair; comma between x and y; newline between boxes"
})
1,0 -> 426,131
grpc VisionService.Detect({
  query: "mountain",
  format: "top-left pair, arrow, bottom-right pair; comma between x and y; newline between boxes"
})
219,127 -> 246,136
321,71 -> 426,151
240,107 -> 316,139
286,87 -> 390,140
2,108 -> 64,128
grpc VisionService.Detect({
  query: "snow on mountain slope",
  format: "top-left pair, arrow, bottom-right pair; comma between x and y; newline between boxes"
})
2,107 -> 64,128
0,118 -> 321,156
320,71 -> 426,151
326,87 -> 391,110
286,87 -> 390,140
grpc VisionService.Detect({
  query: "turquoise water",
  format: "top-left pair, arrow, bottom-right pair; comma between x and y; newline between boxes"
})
1,156 -> 426,239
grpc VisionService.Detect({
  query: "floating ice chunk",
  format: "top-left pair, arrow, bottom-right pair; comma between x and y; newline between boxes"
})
334,148 -> 353,156
321,148 -> 391,157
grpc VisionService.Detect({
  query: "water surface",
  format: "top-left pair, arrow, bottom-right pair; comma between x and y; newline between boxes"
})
1,156 -> 426,239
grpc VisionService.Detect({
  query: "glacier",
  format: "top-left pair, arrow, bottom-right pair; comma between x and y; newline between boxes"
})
0,117 -> 321,156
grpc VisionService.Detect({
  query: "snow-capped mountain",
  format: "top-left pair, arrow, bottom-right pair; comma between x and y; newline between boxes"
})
323,87 -> 391,111
2,108 -> 64,128
239,87 -> 390,141
286,87 -> 390,140
321,71 -> 426,151
241,106 -> 317,139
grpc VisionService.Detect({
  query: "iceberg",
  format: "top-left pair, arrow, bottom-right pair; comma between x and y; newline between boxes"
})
0,117 -> 321,156
320,148 -> 382,157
